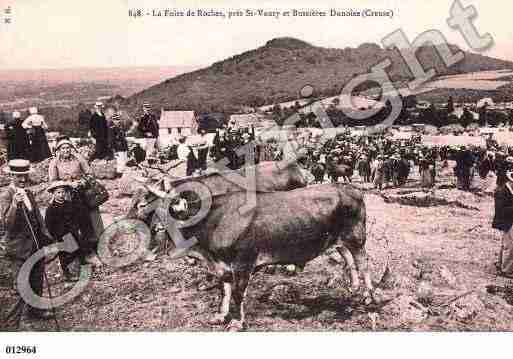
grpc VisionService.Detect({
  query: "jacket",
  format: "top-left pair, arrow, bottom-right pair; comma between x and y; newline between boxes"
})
0,186 -> 52,259
109,124 -> 128,152
136,113 -> 159,138
90,112 -> 108,140
45,200 -> 85,242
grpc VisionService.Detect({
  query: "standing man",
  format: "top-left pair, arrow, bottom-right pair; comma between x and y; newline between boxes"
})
454,145 -> 475,191
89,102 -> 111,161
0,159 -> 54,321
492,170 -> 513,278
136,102 -> 159,158
108,112 -> 128,178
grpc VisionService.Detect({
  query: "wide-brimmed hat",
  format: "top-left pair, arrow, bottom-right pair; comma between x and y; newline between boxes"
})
47,180 -> 73,193
94,101 -> 104,107
56,139 -> 73,151
3,159 -> 32,175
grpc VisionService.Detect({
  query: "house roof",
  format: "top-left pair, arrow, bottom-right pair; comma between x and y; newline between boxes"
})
229,113 -> 265,128
159,110 -> 196,128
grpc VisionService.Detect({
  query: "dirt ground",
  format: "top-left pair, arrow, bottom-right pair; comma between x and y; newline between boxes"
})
1,163 -> 513,332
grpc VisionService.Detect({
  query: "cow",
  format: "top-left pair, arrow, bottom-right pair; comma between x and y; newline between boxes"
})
132,183 -> 374,330
126,160 -> 310,262
326,158 -> 354,183
310,162 -> 326,184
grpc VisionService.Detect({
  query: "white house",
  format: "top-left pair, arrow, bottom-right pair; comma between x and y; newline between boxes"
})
159,110 -> 197,139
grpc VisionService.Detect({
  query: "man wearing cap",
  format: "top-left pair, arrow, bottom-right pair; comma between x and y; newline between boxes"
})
0,159 -> 54,320
492,170 -> 513,278
108,112 -> 128,178
45,181 -> 91,282
89,102 -> 111,161
454,145 -> 475,191
135,103 -> 159,158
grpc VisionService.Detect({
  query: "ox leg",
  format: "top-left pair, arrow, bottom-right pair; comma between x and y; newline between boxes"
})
208,261 -> 233,325
336,245 -> 360,292
226,265 -> 252,331
350,246 -> 375,304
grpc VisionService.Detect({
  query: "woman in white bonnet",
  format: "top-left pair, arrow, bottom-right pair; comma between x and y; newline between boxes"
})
22,106 -> 51,163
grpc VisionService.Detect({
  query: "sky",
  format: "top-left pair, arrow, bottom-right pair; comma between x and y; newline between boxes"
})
0,0 -> 512,70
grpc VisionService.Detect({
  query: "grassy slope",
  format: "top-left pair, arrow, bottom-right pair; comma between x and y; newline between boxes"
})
125,37 -> 513,113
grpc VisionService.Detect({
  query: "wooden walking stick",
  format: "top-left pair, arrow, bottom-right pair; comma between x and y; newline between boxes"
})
21,203 -> 61,331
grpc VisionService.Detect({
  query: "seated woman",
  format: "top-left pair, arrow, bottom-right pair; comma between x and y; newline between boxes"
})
45,181 -> 93,281
48,139 -> 103,267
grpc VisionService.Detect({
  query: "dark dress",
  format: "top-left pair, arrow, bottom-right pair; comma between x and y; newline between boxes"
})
30,125 -> 52,163
89,112 -> 111,160
5,119 -> 30,160
493,184 -> 513,232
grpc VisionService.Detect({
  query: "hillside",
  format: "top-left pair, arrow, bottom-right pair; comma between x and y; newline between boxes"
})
124,37 -> 513,113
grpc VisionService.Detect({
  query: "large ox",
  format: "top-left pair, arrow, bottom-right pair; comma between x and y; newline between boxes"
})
126,161 -> 310,261
133,183 -> 373,330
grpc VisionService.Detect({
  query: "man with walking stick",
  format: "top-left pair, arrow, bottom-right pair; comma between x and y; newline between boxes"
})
0,159 -> 55,323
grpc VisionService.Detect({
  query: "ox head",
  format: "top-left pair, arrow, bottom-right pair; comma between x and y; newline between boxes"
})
128,176 -> 189,224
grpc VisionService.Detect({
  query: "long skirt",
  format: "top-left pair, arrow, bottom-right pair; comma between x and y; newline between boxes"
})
420,167 -> 435,188
373,169 -> 384,189
30,126 -> 51,163
8,126 -> 31,160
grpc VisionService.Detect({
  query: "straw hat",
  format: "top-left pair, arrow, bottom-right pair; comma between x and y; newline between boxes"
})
3,159 -> 32,175
47,180 -> 73,193
55,139 -> 73,151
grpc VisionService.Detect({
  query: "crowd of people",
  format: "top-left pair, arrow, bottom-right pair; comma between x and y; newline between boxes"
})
4,99 -> 513,326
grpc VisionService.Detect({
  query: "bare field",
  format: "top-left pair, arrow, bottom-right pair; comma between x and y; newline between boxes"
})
1,164 -> 513,332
